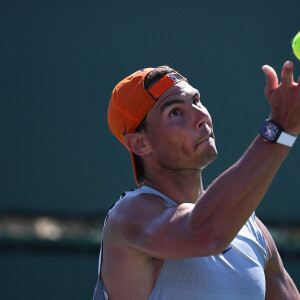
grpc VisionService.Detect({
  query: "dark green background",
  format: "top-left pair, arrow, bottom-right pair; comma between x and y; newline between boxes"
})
1,0 -> 300,299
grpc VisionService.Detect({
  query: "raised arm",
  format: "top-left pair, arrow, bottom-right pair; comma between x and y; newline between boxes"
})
187,61 -> 300,253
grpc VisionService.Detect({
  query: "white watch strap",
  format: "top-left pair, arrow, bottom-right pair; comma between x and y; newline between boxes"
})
277,131 -> 297,147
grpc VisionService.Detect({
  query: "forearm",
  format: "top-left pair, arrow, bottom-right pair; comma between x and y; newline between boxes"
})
191,134 -> 290,250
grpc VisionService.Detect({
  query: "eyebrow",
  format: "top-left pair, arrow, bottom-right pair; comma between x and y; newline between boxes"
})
159,99 -> 185,113
158,92 -> 200,114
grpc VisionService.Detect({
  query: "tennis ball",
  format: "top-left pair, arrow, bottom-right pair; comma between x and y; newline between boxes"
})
292,31 -> 300,60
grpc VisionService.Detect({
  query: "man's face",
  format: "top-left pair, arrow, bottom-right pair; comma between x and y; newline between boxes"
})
144,81 -> 218,172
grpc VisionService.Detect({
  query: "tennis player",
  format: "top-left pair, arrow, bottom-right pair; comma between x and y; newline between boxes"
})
93,61 -> 300,299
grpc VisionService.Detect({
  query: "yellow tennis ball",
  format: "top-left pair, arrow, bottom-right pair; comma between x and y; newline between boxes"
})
292,31 -> 300,60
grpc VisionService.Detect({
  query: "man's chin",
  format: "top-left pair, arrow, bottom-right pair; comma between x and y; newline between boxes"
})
201,147 -> 218,169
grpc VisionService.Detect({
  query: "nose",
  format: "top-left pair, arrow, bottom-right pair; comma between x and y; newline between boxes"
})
192,105 -> 210,130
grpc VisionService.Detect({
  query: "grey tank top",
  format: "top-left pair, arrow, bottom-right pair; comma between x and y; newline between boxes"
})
93,185 -> 269,300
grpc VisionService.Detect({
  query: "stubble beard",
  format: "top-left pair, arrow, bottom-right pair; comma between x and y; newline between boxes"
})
158,143 -> 218,173
198,145 -> 218,170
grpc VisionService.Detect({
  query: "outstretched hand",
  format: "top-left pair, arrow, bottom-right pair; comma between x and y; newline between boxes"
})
262,61 -> 300,136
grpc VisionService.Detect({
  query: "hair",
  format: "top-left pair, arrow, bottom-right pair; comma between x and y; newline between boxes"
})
134,65 -> 175,184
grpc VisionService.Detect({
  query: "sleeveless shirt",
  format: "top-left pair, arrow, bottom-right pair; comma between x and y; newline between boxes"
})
93,185 -> 269,300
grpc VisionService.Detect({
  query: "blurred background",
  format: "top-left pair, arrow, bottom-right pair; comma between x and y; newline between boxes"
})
1,0 -> 300,299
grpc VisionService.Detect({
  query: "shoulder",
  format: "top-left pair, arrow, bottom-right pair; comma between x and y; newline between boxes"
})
110,190 -> 174,221
103,189 -> 195,255
103,190 -> 174,245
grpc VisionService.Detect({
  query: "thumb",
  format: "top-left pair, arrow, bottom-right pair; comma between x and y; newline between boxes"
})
262,65 -> 278,97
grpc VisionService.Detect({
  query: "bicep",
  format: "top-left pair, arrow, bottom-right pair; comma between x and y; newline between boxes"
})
109,195 -> 215,260
256,217 -> 300,299
130,202 -> 210,259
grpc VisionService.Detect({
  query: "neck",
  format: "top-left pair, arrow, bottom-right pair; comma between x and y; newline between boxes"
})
144,169 -> 204,204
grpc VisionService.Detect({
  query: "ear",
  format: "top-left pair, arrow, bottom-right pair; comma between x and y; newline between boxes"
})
124,132 -> 151,157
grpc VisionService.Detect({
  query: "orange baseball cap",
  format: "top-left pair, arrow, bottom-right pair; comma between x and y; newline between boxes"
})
107,68 -> 187,185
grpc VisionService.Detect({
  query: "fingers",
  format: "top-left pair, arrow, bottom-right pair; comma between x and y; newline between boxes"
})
262,61 -> 296,97
280,61 -> 294,87
262,65 -> 278,96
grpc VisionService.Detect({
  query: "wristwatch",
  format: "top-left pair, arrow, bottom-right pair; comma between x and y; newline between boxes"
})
260,119 -> 297,147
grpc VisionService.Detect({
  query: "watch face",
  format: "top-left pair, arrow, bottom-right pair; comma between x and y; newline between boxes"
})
263,123 -> 279,139
260,120 -> 283,143
260,121 -> 280,142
